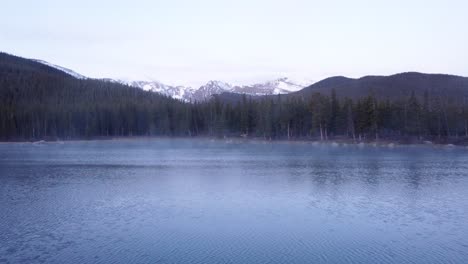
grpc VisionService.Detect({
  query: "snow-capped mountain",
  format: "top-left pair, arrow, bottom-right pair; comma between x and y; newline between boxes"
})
32,57 -> 309,102
33,60 -> 86,79
188,77 -> 307,100
123,80 -> 196,101
116,78 -> 308,102
192,80 -> 233,101
232,77 -> 305,95
116,80 -> 232,102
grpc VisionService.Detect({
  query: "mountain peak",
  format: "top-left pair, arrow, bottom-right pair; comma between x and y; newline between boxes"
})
203,80 -> 232,90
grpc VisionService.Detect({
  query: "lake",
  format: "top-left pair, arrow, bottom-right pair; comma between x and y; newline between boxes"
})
1,139 -> 468,263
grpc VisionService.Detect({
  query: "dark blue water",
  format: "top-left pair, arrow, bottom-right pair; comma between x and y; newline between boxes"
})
1,139 -> 468,263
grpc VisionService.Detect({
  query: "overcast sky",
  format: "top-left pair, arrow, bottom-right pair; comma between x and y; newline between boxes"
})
1,0 -> 467,87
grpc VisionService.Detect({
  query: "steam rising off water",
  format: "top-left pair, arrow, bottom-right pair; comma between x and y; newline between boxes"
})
1,139 -> 467,263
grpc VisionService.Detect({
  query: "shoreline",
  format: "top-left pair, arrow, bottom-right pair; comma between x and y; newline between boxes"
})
1,136 -> 467,148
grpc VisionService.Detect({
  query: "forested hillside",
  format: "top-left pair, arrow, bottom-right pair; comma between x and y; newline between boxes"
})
1,52 -> 468,142
0,52 -> 191,139
293,72 -> 468,100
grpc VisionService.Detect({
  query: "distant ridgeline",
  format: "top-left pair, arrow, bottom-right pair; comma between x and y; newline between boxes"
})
1,52 -> 468,142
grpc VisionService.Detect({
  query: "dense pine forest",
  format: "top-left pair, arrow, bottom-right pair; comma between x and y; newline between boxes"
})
1,52 -> 468,143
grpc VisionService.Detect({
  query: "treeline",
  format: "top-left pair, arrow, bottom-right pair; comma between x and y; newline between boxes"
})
205,91 -> 468,141
1,77 -> 468,141
1,52 -> 468,142
0,76 -> 189,139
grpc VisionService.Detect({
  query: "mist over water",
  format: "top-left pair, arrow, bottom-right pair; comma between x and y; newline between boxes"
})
1,139 -> 468,263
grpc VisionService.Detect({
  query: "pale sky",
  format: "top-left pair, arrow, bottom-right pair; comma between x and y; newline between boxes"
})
1,0 -> 467,87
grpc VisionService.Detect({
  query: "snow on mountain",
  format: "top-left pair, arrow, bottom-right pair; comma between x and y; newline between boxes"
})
191,80 -> 233,101
118,80 -> 196,101
232,77 -> 306,95
33,60 -> 86,79
30,57 -> 309,102
274,77 -> 309,92
122,78 -> 308,102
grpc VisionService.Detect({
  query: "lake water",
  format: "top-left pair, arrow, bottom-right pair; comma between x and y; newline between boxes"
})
1,139 -> 468,263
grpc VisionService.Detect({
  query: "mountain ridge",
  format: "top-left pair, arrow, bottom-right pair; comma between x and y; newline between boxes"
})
111,77 -> 307,102
27,56 -> 307,101
7,52 -> 468,103
292,71 -> 468,100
